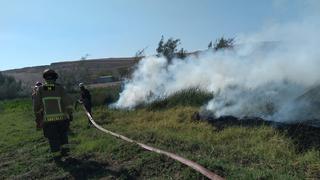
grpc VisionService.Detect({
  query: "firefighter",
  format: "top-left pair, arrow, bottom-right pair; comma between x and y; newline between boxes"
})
32,81 -> 43,130
78,82 -> 92,127
33,69 -> 74,159
32,81 -> 42,99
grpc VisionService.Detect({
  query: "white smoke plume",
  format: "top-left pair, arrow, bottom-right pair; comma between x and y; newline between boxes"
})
113,5 -> 320,124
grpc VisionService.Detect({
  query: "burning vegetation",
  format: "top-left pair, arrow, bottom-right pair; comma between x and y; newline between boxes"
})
113,15 -> 320,129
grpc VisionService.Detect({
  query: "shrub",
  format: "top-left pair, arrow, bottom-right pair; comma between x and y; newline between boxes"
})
147,88 -> 213,110
90,85 -> 121,106
0,72 -> 25,100
156,36 -> 187,62
213,37 -> 234,51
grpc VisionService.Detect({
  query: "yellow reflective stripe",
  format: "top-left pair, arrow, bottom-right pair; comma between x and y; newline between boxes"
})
44,113 -> 66,122
58,99 -> 62,112
45,113 -> 65,117
42,98 -> 47,116
44,83 -> 55,87
66,105 -> 73,109
45,116 -> 65,122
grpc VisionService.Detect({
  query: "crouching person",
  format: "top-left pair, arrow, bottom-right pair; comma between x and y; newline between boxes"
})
33,69 -> 74,160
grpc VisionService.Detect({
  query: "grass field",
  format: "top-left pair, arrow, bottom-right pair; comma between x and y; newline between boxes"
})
0,93 -> 319,179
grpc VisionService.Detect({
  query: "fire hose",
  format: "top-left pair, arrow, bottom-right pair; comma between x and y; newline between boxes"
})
82,105 -> 224,180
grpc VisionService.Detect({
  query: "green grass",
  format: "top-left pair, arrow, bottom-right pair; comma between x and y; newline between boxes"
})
94,106 -> 320,179
0,95 -> 319,179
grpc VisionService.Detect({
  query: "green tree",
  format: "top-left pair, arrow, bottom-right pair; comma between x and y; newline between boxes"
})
0,72 -> 24,100
176,48 -> 187,59
208,41 -> 213,49
80,53 -> 90,60
135,47 -> 147,58
134,47 -> 147,62
214,37 -> 234,51
156,36 -> 186,62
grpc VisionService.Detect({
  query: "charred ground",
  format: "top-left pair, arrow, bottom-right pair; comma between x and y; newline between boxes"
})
192,113 -> 320,152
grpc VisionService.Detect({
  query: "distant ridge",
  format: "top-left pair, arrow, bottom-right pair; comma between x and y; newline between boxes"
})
2,57 -> 138,88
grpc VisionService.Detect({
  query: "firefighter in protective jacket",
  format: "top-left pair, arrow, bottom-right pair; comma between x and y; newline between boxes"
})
33,69 -> 73,157
78,83 -> 92,127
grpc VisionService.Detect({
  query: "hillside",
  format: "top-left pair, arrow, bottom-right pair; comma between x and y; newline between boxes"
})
2,57 -> 138,88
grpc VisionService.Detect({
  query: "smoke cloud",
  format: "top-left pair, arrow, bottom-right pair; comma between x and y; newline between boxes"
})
112,4 -> 320,125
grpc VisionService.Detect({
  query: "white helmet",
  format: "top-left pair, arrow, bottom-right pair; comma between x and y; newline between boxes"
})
79,82 -> 84,88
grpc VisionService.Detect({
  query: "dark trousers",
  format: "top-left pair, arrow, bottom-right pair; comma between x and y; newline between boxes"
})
43,120 -> 69,153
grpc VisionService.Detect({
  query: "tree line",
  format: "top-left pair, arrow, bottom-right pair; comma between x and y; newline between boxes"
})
0,72 -> 25,100
154,36 -> 234,62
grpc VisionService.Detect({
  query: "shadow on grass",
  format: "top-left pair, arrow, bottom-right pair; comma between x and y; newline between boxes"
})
55,157 -> 136,180
192,112 -> 320,152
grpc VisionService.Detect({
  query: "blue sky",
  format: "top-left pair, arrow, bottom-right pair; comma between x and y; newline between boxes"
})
0,0 -> 307,70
